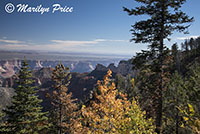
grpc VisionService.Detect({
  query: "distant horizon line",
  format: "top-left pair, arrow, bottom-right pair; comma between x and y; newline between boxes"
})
0,49 -> 134,58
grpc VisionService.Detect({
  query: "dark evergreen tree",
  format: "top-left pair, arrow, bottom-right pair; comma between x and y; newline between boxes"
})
171,43 -> 181,73
185,66 -> 200,109
3,60 -> 49,134
0,108 -> 3,119
163,72 -> 188,134
0,107 -> 3,122
124,0 -> 193,133
115,74 -> 126,92
189,38 -> 195,50
181,40 -> 189,57
0,108 -> 9,133
196,37 -> 200,53
0,107 -> 6,133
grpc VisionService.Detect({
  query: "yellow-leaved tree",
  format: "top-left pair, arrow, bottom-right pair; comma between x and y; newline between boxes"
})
81,70 -> 155,134
179,104 -> 200,134
47,63 -> 87,134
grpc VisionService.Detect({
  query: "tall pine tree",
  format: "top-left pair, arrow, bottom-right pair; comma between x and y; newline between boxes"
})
3,60 -> 49,134
124,0 -> 193,133
47,63 -> 84,134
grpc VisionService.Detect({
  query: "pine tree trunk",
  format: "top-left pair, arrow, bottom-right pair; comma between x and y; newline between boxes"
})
156,53 -> 163,134
156,2 -> 165,133
156,34 -> 164,134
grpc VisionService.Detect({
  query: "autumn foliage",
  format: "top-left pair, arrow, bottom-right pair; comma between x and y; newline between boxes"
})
81,70 -> 155,134
47,63 -> 86,134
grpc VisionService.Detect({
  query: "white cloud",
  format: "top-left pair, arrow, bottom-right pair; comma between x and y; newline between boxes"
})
176,36 -> 199,40
106,39 -> 128,42
94,39 -> 107,42
50,40 -> 99,47
50,39 -> 128,46
0,39 -> 24,44
0,38 -> 130,54
94,39 -> 128,42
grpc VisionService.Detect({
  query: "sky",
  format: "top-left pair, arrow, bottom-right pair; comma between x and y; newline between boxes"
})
0,0 -> 200,57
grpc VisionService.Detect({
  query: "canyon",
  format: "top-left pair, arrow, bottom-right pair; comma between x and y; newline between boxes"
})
0,58 -> 135,110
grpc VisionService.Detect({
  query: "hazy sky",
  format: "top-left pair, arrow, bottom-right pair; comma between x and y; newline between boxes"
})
0,0 -> 199,56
